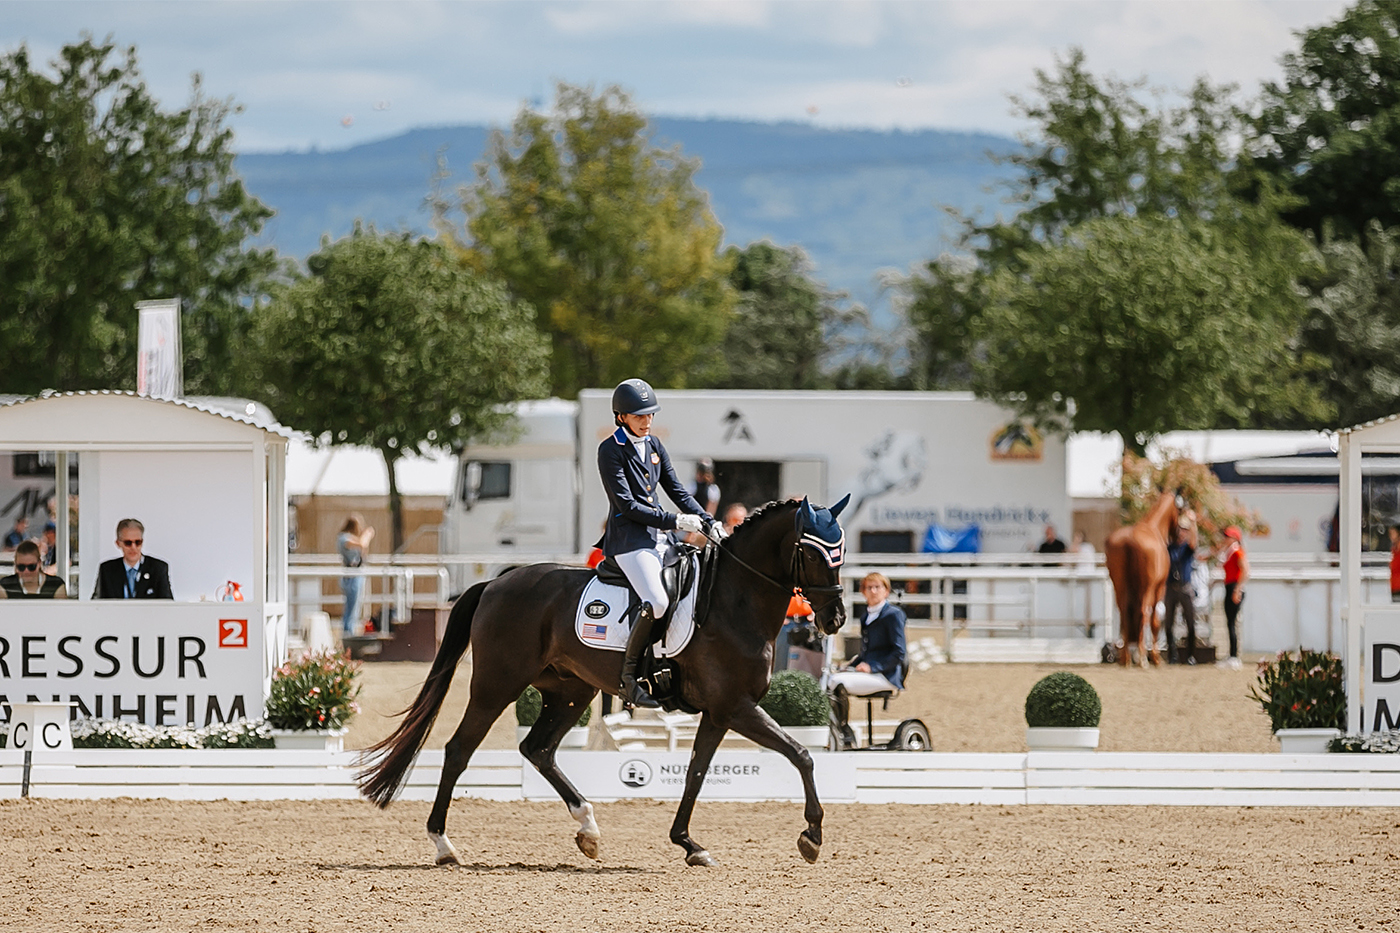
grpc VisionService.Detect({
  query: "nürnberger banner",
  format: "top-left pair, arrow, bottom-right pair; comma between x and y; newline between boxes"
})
0,602 -> 266,725
521,750 -> 857,802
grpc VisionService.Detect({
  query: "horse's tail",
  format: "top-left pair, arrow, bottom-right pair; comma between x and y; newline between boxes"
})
356,581 -> 487,807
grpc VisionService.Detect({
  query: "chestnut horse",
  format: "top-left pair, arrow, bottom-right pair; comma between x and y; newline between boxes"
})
1104,490 -> 1182,667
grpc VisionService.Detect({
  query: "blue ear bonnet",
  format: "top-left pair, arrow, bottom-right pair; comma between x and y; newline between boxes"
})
796,494 -> 850,567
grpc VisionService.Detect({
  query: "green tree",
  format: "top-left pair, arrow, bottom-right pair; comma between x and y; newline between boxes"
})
0,38 -> 279,395
717,241 -> 849,389
247,229 -> 550,549
445,83 -> 732,396
972,213 -> 1331,454
977,47 -> 1242,264
1297,223 -> 1400,426
1249,0 -> 1400,241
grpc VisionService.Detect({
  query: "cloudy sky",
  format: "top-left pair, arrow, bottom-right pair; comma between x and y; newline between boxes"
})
3,0 -> 1351,153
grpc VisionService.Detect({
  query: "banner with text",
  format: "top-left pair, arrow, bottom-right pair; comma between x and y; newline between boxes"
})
521,750 -> 857,802
0,603 -> 265,725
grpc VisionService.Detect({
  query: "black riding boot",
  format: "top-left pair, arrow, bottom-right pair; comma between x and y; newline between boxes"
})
620,602 -> 661,709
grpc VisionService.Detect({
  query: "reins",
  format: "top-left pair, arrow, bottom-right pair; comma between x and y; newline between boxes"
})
710,536 -> 845,613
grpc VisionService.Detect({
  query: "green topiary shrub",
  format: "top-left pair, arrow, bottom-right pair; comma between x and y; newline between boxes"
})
514,686 -> 592,728
760,670 -> 829,727
1025,672 -> 1102,728
1248,648 -> 1345,733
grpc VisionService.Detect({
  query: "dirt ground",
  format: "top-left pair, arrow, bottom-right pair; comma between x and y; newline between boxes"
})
3,797 -> 1397,932
8,656 -> 1392,931
344,653 -> 1279,755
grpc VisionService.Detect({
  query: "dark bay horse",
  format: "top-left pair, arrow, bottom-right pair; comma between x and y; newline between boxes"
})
1104,489 -> 1182,667
358,496 -> 850,867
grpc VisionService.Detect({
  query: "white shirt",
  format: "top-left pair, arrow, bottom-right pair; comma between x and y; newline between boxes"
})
864,600 -> 887,619
622,427 -> 648,462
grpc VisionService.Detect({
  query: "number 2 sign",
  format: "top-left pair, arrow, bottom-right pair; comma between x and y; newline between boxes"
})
218,619 -> 249,648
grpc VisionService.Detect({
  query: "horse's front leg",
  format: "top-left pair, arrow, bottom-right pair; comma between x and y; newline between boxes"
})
669,712 -> 726,867
726,701 -> 823,863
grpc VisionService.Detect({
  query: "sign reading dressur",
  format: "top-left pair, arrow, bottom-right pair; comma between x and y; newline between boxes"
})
0,602 -> 265,726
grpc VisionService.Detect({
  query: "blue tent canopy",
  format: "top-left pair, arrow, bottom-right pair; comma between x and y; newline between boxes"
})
921,522 -> 981,554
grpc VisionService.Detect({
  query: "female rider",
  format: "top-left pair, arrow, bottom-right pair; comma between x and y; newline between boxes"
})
598,378 -> 719,708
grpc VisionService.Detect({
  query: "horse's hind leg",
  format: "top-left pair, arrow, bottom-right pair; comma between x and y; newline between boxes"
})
428,694 -> 515,865
670,712 -> 727,867
726,701 -> 824,864
521,683 -> 602,860
1148,585 -> 1165,666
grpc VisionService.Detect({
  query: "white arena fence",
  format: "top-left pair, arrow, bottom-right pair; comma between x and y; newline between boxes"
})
5,748 -> 1400,806
284,551 -> 1395,660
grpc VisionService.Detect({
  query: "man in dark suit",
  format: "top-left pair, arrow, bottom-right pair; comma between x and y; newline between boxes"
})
94,518 -> 173,599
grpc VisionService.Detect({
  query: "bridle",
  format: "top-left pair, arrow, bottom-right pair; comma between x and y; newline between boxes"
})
713,528 -> 847,621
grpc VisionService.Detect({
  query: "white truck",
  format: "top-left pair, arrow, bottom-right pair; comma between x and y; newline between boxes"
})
440,391 -> 1070,573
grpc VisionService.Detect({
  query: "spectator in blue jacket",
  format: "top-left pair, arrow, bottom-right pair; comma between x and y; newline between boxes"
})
829,572 -> 907,734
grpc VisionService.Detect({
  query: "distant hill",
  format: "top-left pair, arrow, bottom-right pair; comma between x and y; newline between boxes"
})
235,118 -> 1020,320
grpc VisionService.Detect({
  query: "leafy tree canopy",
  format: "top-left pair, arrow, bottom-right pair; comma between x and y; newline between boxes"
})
903,50 -> 1333,443
1248,0 -> 1400,241
445,83 -> 732,396
247,228 -> 550,548
972,212 -> 1331,454
716,241 -> 853,389
0,37 -> 279,396
1297,222 -> 1400,426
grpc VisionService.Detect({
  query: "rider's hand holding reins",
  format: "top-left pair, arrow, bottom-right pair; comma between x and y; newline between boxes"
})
676,514 -> 704,534
707,522 -> 726,544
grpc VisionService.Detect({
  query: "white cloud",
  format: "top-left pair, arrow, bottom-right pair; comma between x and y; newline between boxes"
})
0,0 -> 1354,150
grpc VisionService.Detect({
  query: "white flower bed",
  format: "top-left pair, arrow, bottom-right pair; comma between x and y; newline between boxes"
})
0,718 -> 274,749
1330,731 -> 1400,753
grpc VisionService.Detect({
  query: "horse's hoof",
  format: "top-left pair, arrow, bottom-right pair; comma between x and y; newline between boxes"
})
575,831 -> 600,861
686,850 -> 718,867
430,832 -> 461,866
797,832 -> 821,864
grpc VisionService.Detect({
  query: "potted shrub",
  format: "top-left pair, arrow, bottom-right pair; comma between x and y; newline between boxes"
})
759,670 -> 831,750
515,686 -> 593,748
266,650 -> 362,750
1025,671 -> 1101,751
1248,648 -> 1345,753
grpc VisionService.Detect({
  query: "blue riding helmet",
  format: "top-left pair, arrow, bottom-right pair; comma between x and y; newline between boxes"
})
612,378 -> 660,416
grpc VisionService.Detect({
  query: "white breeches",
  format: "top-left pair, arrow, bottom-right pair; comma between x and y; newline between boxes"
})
829,670 -> 898,698
614,545 -> 670,617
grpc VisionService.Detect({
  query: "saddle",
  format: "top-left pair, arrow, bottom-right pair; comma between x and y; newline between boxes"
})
592,544 -> 711,713
594,544 -> 702,636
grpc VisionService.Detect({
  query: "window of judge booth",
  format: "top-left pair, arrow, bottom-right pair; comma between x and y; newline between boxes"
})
80,449 -> 258,602
1,450 -> 80,572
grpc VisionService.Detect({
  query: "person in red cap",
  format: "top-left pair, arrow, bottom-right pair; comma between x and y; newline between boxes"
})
1218,526 -> 1248,669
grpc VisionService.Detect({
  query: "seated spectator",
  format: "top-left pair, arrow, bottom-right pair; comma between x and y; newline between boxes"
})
3,515 -> 28,550
828,572 -> 907,736
0,541 -> 67,598
93,518 -> 173,599
41,521 -> 57,569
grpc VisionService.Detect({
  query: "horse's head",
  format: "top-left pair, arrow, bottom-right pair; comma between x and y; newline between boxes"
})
793,494 -> 850,635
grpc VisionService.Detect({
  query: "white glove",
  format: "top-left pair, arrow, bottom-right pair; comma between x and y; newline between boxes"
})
675,514 -> 704,534
707,522 -> 727,544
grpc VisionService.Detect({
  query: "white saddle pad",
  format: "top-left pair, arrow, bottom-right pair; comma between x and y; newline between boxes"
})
575,556 -> 699,657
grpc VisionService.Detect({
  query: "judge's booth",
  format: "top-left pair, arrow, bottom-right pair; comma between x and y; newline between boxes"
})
0,392 -> 291,726
1339,414 -> 1400,734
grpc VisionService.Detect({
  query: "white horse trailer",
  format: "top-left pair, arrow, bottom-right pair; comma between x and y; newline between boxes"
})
441,391 -> 1071,590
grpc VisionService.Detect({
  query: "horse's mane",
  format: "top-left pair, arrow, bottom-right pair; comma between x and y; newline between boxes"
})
726,499 -> 799,546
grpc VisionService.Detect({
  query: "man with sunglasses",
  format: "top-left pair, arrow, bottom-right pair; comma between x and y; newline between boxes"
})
93,518 -> 173,599
0,540 -> 67,598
